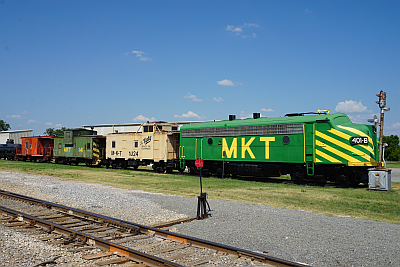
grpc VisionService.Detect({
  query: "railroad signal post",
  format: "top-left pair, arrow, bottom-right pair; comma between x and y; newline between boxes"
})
368,90 -> 391,191
195,157 -> 211,219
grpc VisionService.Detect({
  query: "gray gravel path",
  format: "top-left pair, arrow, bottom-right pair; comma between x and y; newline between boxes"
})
390,168 -> 400,181
0,171 -> 399,267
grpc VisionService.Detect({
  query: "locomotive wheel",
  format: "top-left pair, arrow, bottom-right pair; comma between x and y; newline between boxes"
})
290,171 -> 305,181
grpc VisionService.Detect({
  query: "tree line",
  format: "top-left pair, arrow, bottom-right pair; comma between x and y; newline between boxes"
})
1,119 -> 400,161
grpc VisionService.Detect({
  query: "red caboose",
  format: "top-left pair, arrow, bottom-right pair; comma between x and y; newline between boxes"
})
15,136 -> 54,162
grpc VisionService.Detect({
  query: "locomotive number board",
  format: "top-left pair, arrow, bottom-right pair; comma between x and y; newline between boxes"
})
350,136 -> 369,145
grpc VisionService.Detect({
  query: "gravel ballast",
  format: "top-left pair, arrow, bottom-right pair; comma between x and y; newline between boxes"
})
0,171 -> 399,267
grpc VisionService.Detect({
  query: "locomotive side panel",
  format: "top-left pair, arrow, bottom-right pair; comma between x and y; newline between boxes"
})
180,113 -> 378,183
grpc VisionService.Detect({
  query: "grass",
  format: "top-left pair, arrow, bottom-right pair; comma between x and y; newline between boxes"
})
386,162 -> 400,169
1,160 -> 400,225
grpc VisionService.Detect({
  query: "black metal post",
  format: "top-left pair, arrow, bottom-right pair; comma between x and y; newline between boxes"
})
222,151 -> 225,179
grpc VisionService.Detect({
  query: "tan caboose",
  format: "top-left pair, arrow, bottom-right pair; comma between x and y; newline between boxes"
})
106,122 -> 182,172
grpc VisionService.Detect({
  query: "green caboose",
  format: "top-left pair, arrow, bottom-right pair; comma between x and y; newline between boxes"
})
179,112 -> 378,184
53,128 -> 106,166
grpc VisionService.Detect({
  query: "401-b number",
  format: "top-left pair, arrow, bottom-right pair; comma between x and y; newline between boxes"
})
350,136 -> 368,145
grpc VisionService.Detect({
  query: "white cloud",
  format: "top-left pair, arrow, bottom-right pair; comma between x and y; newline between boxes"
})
245,23 -> 259,27
45,122 -> 53,125
226,23 -> 258,37
6,115 -> 21,119
239,111 -> 252,119
388,122 -> 400,129
226,25 -> 243,33
261,108 -> 274,112
125,50 -> 152,61
132,51 -> 144,57
335,100 -> 368,113
217,79 -> 235,86
132,115 -> 156,122
348,113 -> 378,124
27,119 -> 37,123
212,97 -> 223,102
184,93 -> 203,102
55,124 -> 62,127
174,111 -> 204,120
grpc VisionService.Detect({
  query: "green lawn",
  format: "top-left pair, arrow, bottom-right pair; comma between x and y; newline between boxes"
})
386,162 -> 400,169
1,160 -> 399,225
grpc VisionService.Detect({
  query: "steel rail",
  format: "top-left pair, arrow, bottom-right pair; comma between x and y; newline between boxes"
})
0,190 -> 308,267
0,205 -> 181,267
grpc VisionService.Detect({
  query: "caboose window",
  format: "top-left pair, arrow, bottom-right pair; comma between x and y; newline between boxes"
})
144,126 -> 153,133
30,144 -> 32,149
172,126 -> 178,131
134,141 -> 138,148
112,141 -> 115,148
65,132 -> 71,138
58,143 -> 61,149
87,143 -> 90,150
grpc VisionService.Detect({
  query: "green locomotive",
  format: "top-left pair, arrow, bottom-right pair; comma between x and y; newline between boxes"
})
53,128 -> 106,166
179,112 -> 378,184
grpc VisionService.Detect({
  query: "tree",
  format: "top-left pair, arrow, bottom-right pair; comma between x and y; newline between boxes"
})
43,127 -> 70,137
0,120 -> 11,131
382,135 -> 400,161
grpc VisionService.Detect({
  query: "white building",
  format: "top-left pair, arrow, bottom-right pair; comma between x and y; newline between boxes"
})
0,130 -> 33,145
81,121 -> 204,135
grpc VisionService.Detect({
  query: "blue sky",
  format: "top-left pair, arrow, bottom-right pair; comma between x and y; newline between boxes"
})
1,0 -> 399,137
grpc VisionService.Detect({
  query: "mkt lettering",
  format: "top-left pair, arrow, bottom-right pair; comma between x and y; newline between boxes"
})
222,137 -> 275,159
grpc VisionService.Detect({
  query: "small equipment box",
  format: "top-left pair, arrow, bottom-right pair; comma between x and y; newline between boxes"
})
368,169 -> 391,191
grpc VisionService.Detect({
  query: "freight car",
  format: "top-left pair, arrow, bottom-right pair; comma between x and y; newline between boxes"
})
15,136 -> 54,162
179,112 -> 378,184
0,139 -> 21,160
106,122 -> 182,172
53,128 -> 106,166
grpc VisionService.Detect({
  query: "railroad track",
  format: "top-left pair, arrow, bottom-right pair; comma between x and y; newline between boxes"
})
0,190 -> 308,267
